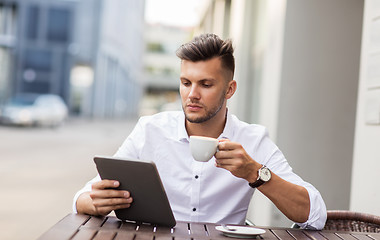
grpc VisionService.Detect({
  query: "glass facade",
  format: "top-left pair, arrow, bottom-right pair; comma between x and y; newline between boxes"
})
1,0 -> 145,118
26,5 -> 39,40
0,3 -> 17,103
23,48 -> 52,71
47,8 -> 70,42
17,3 -> 73,100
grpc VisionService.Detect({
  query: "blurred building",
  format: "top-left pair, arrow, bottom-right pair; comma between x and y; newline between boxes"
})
0,1 -> 16,104
0,0 -> 145,118
197,0 -> 365,227
140,23 -> 192,115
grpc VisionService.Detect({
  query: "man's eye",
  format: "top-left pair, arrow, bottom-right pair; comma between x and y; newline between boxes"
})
202,83 -> 212,88
182,82 -> 190,86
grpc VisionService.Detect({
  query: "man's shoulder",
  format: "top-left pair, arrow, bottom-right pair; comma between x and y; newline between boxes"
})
229,114 -> 267,134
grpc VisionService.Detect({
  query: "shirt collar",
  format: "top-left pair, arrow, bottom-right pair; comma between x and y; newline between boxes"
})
177,112 -> 189,141
220,110 -> 234,140
177,109 -> 235,142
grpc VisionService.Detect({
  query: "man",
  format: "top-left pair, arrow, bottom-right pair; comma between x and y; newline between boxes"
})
73,33 -> 326,229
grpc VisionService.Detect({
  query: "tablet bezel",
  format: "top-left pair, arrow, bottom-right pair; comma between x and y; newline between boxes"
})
93,155 -> 176,227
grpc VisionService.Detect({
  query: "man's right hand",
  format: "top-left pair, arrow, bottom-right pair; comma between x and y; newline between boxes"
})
76,180 -> 133,216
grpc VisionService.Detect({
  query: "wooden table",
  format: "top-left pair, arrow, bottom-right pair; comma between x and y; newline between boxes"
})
38,213 -> 380,240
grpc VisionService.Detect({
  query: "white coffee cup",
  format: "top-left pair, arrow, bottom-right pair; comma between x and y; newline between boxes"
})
190,136 -> 219,162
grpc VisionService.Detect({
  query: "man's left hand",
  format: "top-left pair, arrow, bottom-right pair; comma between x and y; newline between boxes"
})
214,139 -> 261,182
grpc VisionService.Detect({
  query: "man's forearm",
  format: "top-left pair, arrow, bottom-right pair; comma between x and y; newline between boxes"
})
258,173 -> 310,223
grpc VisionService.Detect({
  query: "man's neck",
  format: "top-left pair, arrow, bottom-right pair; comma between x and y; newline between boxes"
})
185,108 -> 227,139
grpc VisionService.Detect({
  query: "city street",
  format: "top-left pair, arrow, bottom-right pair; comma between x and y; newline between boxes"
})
0,117 -> 138,240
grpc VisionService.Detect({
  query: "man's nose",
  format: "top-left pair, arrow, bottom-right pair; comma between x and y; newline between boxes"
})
188,85 -> 200,100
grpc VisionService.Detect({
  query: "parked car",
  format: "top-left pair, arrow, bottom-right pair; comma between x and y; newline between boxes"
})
0,93 -> 68,127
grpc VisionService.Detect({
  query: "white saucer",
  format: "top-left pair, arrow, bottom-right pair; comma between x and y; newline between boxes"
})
215,225 -> 266,238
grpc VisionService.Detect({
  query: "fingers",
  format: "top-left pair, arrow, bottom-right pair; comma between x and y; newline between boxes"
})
214,141 -> 250,169
217,140 -> 243,153
92,196 -> 133,206
215,141 -> 244,160
94,203 -> 131,216
91,192 -> 132,216
90,179 -> 133,216
91,179 -> 131,200
92,179 -> 120,190
217,138 -> 231,149
215,158 -> 242,168
90,188 -> 130,199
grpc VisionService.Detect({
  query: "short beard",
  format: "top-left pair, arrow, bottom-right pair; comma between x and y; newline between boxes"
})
184,92 -> 226,124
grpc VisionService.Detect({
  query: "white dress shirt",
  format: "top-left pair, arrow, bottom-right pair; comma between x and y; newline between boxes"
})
73,111 -> 326,229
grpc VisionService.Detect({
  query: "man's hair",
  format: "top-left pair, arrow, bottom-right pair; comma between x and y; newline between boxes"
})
176,33 -> 235,77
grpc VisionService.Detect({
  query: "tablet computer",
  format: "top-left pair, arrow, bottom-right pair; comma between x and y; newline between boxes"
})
93,156 -> 176,227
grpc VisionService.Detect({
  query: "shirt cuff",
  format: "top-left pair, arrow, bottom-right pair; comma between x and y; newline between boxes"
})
295,185 -> 327,230
72,175 -> 101,213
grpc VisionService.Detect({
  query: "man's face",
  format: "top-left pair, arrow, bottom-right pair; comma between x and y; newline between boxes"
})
179,57 -> 234,123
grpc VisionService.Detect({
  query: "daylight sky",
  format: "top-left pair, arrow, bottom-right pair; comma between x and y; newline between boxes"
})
145,0 -> 204,27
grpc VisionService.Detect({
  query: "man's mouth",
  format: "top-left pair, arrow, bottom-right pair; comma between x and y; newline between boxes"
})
187,104 -> 202,111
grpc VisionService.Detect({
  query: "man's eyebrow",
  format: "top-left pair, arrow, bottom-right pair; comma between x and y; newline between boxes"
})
199,78 -> 215,82
180,77 -> 215,82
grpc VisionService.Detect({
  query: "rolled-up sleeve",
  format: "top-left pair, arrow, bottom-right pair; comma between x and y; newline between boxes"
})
267,151 -> 327,230
273,163 -> 327,230
296,185 -> 327,230
257,130 -> 327,230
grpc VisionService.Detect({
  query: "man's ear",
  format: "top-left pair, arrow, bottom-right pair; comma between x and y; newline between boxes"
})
225,80 -> 237,99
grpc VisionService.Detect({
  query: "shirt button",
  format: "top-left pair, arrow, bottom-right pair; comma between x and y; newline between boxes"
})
195,175 -> 199,179
192,208 -> 196,212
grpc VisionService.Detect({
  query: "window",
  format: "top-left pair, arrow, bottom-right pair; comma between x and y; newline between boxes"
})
23,49 -> 52,71
26,5 -> 39,40
47,8 -> 71,42
22,81 -> 50,93
0,3 -> 17,37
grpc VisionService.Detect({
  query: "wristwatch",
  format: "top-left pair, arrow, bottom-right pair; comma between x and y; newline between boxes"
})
249,165 -> 271,188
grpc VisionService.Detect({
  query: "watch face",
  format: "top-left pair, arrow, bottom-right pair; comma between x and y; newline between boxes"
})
260,167 -> 271,181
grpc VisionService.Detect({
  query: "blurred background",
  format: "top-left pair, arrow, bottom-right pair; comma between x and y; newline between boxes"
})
0,0 -> 379,239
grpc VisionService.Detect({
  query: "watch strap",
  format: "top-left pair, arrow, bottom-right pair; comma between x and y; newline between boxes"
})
249,179 -> 265,188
